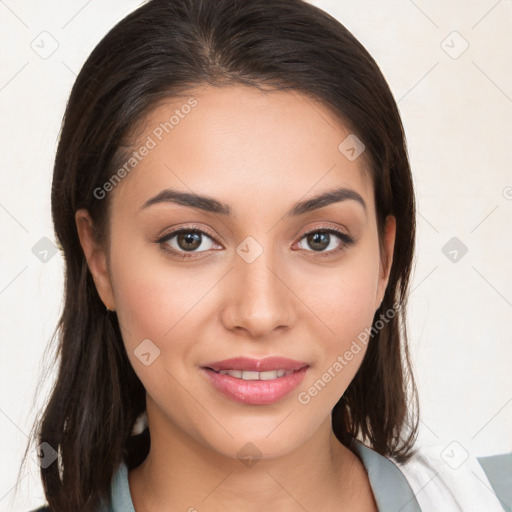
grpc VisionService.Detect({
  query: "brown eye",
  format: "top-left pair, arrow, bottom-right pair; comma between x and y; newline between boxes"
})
157,228 -> 220,258
297,228 -> 354,255
306,232 -> 330,251
176,231 -> 202,251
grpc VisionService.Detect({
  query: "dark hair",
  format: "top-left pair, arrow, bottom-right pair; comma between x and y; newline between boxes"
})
22,0 -> 419,509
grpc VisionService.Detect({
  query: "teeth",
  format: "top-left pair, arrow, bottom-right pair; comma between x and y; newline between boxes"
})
219,369 -> 243,378
218,369 -> 295,380
242,370 -> 260,380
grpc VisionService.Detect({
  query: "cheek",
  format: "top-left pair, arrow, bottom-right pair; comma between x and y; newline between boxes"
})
297,243 -> 381,400
109,232 -> 203,339
109,246 -> 209,409
303,244 -> 381,340
108,238 -> 224,383
112,274 -> 202,376
331,268 -> 379,343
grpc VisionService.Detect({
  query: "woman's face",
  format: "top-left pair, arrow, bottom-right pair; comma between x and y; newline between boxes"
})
78,84 -> 395,460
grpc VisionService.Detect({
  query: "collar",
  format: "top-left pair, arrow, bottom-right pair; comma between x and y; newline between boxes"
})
350,438 -> 422,512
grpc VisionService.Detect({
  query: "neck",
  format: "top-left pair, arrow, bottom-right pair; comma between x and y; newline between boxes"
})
129,406 -> 375,512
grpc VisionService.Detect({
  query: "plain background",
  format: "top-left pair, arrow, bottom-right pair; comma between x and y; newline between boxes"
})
1,0 -> 511,510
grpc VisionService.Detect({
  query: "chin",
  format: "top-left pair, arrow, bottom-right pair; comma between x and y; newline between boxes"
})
193,417 -> 316,463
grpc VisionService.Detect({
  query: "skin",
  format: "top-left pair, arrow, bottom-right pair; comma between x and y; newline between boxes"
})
76,84 -> 395,511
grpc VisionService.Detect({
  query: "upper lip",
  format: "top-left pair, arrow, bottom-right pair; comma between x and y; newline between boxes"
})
203,357 -> 309,372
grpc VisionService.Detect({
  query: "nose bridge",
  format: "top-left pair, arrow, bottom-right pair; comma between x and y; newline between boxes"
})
222,235 -> 293,335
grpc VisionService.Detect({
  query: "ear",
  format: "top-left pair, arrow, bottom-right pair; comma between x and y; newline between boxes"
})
375,214 -> 396,311
75,209 -> 116,311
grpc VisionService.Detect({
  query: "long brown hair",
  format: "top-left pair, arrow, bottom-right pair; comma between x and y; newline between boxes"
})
22,0 -> 419,509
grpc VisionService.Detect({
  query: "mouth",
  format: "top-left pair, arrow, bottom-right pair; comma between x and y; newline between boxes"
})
211,368 -> 297,380
201,357 -> 309,405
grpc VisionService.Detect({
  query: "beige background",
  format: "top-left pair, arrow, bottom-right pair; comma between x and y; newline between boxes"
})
1,0 -> 511,510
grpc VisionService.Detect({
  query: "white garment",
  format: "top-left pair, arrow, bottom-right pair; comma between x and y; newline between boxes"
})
131,410 -> 149,435
395,440 -> 505,512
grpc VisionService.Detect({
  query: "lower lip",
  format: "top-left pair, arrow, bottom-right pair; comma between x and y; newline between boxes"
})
202,367 -> 309,405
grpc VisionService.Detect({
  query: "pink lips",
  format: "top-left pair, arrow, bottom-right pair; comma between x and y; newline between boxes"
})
201,357 -> 309,405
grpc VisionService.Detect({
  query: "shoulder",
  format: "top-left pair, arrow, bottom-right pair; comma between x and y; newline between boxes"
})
394,441 -> 511,512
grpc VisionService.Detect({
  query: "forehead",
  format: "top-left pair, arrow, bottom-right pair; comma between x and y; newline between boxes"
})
111,84 -> 374,218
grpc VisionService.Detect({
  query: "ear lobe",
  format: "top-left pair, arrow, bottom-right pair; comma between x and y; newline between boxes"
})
75,209 -> 116,311
376,215 -> 396,310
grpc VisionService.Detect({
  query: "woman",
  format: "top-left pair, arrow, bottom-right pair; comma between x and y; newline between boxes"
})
24,0 -> 508,510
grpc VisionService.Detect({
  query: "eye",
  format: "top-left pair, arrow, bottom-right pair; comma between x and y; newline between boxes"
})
296,226 -> 354,256
156,226 -> 221,259
155,224 -> 354,260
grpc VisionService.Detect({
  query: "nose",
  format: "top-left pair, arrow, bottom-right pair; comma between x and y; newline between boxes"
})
220,241 -> 296,339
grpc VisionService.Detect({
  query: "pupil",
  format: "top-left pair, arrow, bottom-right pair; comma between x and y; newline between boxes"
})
309,232 -> 329,251
178,232 -> 201,251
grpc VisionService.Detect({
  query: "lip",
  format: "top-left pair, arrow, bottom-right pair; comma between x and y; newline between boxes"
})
203,356 -> 309,372
201,357 -> 309,405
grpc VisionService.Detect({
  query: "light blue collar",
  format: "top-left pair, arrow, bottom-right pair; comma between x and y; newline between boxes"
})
351,439 -> 422,511
106,440 -> 421,511
107,462 -> 135,512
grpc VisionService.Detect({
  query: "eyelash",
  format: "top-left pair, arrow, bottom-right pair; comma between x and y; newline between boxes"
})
155,224 -> 354,260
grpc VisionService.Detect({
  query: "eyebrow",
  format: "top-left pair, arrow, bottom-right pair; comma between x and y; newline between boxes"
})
141,186 -> 366,217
